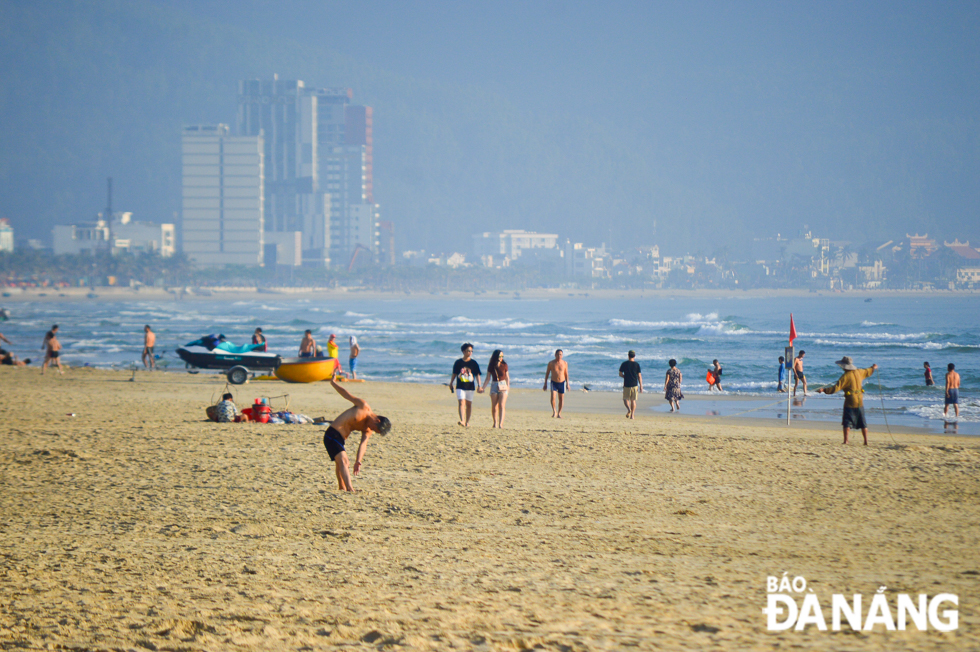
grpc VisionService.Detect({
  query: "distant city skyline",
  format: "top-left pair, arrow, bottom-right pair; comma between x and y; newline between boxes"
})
1,1 -> 978,255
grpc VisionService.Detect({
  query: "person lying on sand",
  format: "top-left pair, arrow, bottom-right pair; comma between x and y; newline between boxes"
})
322,379 -> 391,492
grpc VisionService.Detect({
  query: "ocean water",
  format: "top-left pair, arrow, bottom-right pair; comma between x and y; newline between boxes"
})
2,294 -> 977,434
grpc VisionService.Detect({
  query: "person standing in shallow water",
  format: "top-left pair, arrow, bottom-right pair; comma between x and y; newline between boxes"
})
945,363 -> 960,418
41,325 -> 63,375
252,327 -> 267,352
142,325 -> 156,370
792,350 -> 808,396
299,330 -> 316,357
924,361 -> 935,387
664,358 -> 683,412
709,359 -> 723,392
348,336 -> 360,380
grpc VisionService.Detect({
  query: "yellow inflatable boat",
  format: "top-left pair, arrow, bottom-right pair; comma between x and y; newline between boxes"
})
274,357 -> 338,383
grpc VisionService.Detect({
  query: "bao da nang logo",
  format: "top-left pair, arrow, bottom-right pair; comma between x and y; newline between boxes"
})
764,573 -> 958,632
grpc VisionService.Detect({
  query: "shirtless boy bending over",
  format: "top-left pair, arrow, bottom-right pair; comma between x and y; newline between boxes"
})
322,379 -> 391,492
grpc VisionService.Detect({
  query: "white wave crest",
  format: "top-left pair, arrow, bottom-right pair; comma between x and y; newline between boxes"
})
906,402 -> 980,423
814,339 -> 976,350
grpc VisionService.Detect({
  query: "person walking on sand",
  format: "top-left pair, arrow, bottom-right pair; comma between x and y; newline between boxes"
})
142,325 -> 156,370
41,325 -> 63,375
322,378 -> 391,492
709,359 -> 723,392
299,330 -> 316,357
252,327 -> 267,352
619,350 -> 642,419
818,356 -> 877,445
777,355 -> 788,393
348,336 -> 360,380
450,343 -> 482,427
543,349 -> 570,418
481,349 -> 510,428
924,361 -> 935,387
945,363 -> 961,418
792,350 -> 808,396
664,358 -> 683,412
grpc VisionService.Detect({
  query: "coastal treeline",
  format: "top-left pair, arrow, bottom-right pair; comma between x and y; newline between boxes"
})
0,248 -> 968,292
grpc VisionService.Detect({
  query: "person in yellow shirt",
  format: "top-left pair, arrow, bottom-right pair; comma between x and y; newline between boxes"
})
818,356 -> 878,445
326,333 -> 339,359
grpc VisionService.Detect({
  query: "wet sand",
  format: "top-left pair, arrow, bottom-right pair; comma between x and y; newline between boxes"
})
1,368 -> 978,650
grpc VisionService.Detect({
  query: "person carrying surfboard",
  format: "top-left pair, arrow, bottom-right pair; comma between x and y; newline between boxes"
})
707,359 -> 723,391
322,379 -> 391,492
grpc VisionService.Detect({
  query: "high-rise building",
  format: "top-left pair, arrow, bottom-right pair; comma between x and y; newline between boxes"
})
325,101 -> 379,266
181,125 -> 265,266
238,78 -> 330,266
0,219 -> 13,253
238,78 -> 380,268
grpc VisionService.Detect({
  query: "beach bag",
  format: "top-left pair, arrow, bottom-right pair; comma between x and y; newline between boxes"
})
496,380 -> 509,391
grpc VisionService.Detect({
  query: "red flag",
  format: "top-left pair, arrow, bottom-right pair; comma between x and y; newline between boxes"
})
789,314 -> 797,346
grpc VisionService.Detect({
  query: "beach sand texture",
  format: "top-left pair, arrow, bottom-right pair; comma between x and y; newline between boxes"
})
1,368 -> 977,651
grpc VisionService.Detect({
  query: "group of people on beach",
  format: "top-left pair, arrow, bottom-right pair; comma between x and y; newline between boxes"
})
0,325 -> 61,371
448,344 -> 719,426
297,330 -> 360,379
442,342 -> 971,448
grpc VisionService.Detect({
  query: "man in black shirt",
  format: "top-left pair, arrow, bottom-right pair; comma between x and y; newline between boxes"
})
619,350 -> 643,419
449,342 -> 482,427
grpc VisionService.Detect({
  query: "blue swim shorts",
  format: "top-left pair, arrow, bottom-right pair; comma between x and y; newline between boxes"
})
551,380 -> 566,394
349,357 -> 358,371
946,388 -> 959,406
323,426 -> 346,461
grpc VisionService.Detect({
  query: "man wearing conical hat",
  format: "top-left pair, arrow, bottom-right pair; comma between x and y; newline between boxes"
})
818,356 -> 878,445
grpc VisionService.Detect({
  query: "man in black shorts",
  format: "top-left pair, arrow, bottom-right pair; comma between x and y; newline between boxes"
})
792,350 -> 807,396
41,324 -> 63,375
322,379 -> 391,492
819,356 -> 877,445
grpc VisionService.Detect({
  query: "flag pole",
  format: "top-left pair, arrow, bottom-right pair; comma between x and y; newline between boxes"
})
787,314 -> 796,426
787,366 -> 791,425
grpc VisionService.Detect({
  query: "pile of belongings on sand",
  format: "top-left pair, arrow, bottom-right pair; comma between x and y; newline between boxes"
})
207,394 -> 314,424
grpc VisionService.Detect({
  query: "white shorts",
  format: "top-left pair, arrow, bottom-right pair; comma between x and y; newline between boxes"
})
456,388 -> 475,402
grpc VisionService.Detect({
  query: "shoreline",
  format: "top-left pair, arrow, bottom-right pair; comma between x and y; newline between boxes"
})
8,365 -> 971,438
2,285 -> 979,303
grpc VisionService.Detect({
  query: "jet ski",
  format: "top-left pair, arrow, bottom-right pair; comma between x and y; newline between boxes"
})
176,334 -> 281,384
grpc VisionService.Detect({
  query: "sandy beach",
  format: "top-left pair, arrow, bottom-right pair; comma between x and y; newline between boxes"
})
1,368 -> 977,650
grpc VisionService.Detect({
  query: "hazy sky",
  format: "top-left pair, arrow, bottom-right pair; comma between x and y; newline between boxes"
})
177,0 -> 980,124
150,0 -> 980,246
3,0 -> 979,253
